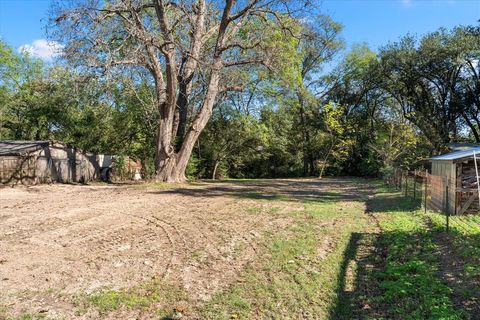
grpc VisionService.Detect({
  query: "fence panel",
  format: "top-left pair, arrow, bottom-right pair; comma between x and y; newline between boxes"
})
386,169 -> 479,233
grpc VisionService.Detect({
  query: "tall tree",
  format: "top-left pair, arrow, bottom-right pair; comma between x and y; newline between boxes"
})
379,26 -> 480,150
295,15 -> 343,176
49,0 -> 307,182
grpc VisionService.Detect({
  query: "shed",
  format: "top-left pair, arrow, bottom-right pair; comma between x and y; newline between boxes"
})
430,147 -> 480,215
0,140 -> 101,185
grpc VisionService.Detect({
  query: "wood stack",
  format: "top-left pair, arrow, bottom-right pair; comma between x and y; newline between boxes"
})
461,166 -> 479,189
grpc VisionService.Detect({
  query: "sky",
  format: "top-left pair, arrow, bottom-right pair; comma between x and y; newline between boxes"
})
0,0 -> 478,61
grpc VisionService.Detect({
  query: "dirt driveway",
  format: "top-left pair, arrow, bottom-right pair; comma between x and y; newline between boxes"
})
0,178 -> 370,319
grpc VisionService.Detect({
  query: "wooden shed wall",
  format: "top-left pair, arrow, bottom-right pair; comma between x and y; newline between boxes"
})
431,161 -> 457,215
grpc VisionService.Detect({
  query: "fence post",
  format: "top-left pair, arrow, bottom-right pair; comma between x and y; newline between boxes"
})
424,170 -> 428,214
445,182 -> 450,233
413,170 -> 417,200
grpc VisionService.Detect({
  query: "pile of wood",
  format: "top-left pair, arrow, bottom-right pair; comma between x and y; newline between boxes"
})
461,167 -> 479,189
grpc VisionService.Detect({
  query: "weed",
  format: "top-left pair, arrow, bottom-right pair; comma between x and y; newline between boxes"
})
78,280 -> 188,316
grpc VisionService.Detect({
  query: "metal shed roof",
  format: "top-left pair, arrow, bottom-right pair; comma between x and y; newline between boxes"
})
0,140 -> 50,156
447,143 -> 480,151
430,146 -> 480,161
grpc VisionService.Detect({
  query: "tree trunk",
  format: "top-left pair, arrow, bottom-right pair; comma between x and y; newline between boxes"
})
174,80 -> 189,148
296,91 -> 313,177
154,122 -> 184,182
154,59 -> 223,182
153,0 -> 232,182
319,137 -> 339,179
212,159 -> 220,180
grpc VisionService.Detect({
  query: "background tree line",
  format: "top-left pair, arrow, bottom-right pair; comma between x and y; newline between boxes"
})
0,2 -> 478,180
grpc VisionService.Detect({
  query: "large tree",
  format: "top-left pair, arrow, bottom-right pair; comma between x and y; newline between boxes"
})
294,15 -> 343,176
379,26 -> 480,150
49,0 -> 307,182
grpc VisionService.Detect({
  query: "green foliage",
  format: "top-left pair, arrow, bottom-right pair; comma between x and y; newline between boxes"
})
1,22 -> 478,180
379,25 -> 480,149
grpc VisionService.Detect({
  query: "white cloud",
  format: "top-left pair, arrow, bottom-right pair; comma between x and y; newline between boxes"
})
401,0 -> 413,8
18,39 -> 64,61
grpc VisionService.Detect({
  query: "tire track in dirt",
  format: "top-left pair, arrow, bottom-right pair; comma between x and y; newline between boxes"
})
1,179 -> 360,319
133,214 -> 178,280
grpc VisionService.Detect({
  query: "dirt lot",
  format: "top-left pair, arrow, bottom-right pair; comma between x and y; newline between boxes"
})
0,178 -> 370,319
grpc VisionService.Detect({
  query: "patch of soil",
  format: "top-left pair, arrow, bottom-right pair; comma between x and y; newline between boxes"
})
0,178 -> 365,319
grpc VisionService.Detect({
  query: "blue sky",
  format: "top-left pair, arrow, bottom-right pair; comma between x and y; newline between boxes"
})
0,0 -> 478,60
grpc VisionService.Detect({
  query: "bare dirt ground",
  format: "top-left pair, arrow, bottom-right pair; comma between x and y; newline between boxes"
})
0,178 -> 369,319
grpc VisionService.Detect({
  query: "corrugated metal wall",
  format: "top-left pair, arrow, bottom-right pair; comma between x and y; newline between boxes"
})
0,145 -> 99,185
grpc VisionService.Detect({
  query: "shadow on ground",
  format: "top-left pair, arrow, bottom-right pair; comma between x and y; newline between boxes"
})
149,177 -> 375,203
329,231 -> 385,319
433,230 -> 480,318
329,189 -> 480,319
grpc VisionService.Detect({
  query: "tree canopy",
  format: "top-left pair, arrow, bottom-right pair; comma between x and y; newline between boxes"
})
1,4 -> 479,180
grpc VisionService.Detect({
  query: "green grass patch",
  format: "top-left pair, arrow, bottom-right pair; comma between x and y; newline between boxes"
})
237,191 -> 290,201
203,178 -> 270,184
77,280 -> 188,317
428,211 -> 480,288
370,188 -> 467,319
199,195 -> 368,319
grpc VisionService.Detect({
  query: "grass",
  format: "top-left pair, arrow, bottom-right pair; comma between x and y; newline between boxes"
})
75,280 -> 189,318
5,179 -> 478,319
430,213 -> 480,270
427,210 -> 480,312
237,191 -> 291,201
359,186 -> 468,319
378,214 -> 463,319
199,194 -> 369,319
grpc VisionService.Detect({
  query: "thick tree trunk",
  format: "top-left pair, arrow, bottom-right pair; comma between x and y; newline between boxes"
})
154,60 -> 223,182
176,62 -> 223,179
174,80 -> 189,149
155,115 -> 185,182
173,1 -> 205,149
152,0 -> 231,182
154,104 -> 187,182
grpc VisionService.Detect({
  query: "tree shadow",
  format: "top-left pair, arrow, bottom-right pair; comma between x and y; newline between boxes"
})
330,191 -> 480,319
433,229 -> 480,317
367,191 -> 422,213
329,230 -> 387,319
149,177 -> 377,203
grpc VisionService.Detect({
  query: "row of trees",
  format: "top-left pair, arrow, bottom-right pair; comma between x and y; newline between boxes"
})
1,0 -> 479,181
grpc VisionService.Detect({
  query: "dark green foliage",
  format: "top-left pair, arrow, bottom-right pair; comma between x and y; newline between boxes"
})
1,22 -> 478,180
